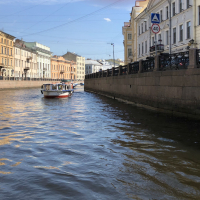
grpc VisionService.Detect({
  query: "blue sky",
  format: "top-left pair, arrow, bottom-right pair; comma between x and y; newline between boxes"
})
0,0 -> 134,61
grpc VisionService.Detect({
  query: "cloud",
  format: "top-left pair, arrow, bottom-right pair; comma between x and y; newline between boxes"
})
104,18 -> 111,22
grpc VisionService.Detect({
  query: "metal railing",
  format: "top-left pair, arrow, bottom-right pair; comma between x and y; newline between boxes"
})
142,59 -> 154,72
197,49 -> 200,67
129,62 -> 139,74
159,51 -> 189,70
0,77 -> 77,82
121,65 -> 127,75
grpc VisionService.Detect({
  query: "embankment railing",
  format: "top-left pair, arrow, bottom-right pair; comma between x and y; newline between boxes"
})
85,49 -> 199,79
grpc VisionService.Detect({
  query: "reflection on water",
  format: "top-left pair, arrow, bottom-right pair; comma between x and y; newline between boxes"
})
0,87 -> 200,199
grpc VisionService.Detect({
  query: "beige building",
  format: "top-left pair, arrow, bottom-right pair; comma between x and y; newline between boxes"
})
122,0 -> 149,64
51,56 -> 77,80
63,52 -> 85,81
14,39 -> 38,79
0,31 -> 15,77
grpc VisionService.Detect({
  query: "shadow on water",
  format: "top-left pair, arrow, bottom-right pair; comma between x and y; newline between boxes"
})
93,93 -> 200,150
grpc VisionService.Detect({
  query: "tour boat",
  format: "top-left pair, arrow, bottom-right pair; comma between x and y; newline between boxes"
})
41,83 -> 74,98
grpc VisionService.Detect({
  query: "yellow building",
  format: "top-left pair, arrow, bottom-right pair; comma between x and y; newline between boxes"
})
0,31 -> 15,77
122,0 -> 149,65
51,56 -> 77,81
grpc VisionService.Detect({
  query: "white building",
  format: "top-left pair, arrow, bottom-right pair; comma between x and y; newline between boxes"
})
135,0 -> 194,60
85,60 -> 102,74
14,39 -> 38,78
24,42 -> 52,78
97,60 -> 112,70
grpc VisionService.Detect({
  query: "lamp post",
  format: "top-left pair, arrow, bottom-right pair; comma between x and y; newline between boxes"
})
111,43 -> 115,68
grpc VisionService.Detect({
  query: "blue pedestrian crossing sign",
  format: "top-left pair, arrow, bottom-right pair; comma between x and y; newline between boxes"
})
151,13 -> 160,24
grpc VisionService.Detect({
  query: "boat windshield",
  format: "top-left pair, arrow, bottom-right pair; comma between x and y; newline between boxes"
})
58,84 -> 63,90
52,85 -> 57,90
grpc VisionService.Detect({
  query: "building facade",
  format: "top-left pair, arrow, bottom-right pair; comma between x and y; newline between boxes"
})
123,0 -> 200,63
14,39 -> 38,78
0,31 -> 15,77
51,56 -> 77,80
122,0 -> 149,64
63,52 -> 85,81
136,0 -> 194,61
24,42 -> 51,78
85,60 -> 102,74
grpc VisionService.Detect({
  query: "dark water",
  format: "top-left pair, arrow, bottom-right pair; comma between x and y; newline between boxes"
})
0,87 -> 200,200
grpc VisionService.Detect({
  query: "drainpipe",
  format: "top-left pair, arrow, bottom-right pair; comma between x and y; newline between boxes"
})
168,0 -> 172,55
193,0 -> 196,48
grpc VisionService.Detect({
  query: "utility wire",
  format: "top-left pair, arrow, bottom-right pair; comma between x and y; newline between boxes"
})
0,0 -> 49,21
21,0 -> 125,38
18,0 -> 73,35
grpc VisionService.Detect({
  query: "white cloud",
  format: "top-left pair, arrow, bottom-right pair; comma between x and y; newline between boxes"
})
104,18 -> 111,22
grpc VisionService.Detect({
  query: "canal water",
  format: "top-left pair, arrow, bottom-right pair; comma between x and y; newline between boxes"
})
0,87 -> 200,199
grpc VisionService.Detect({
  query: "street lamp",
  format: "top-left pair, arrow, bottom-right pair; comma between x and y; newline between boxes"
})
110,43 -> 115,68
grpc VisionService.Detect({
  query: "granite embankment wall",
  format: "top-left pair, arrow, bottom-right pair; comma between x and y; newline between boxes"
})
0,80 -> 57,89
0,80 -> 84,90
85,68 -> 200,120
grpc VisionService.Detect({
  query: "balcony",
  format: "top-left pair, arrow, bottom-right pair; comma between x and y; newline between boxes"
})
150,44 -> 164,53
60,70 -> 64,74
124,22 -> 130,27
27,56 -> 32,63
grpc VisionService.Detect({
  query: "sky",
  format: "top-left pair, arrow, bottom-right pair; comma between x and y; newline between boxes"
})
0,0 -> 134,61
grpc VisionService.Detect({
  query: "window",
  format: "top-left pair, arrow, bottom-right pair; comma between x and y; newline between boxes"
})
179,0 -> 182,12
8,59 -> 9,65
145,41 -> 147,53
172,2 -> 176,16
5,59 -> 6,65
166,30 -> 169,45
142,42 -> 144,54
7,48 -> 9,55
173,27 -> 176,43
160,10 -> 163,21
152,37 -> 155,46
142,23 -> 143,33
139,44 -> 140,55
145,21 -> 147,31
1,38 -> 2,43
158,34 -> 162,44
1,46 -> 3,54
139,26 -> 140,35
199,6 -> 200,25
11,60 -> 12,66
186,0 -> 190,8
5,48 -> 6,54
128,33 -> 132,40
11,49 -> 12,56
2,58 -> 3,64
166,6 -> 169,19
187,21 -> 191,39
179,24 -> 183,41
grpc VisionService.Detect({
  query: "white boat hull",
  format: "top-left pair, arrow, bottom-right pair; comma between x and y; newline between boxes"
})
43,90 -> 73,98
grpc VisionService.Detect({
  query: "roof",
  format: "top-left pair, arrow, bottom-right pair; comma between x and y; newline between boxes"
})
85,60 -> 102,66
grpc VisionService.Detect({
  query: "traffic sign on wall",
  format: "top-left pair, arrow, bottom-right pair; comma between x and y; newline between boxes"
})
151,13 -> 160,24
151,24 -> 160,34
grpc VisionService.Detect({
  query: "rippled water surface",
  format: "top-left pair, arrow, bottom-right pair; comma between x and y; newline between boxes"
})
0,87 -> 200,199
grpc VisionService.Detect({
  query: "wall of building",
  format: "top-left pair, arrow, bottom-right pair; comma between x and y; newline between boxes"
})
85,68 -> 200,120
51,56 -> 72,80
